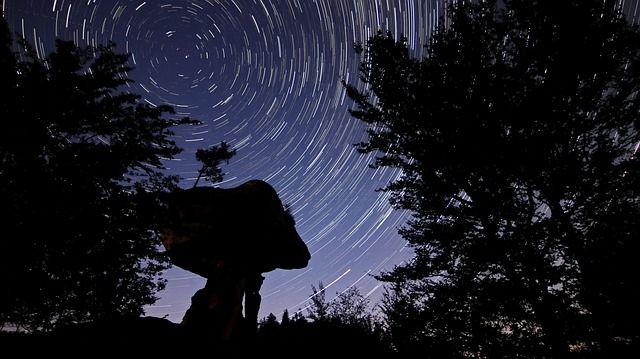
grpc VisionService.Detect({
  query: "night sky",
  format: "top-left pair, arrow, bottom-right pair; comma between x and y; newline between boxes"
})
1,0 -> 440,322
7,0 -> 639,323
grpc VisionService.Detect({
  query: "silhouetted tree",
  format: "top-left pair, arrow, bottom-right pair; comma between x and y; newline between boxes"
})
380,282 -> 432,354
345,1 -> 640,357
259,313 -> 280,331
306,282 -> 378,329
193,142 -> 235,187
330,287 -> 374,330
290,310 -> 306,324
306,282 -> 329,322
0,16 -> 231,331
281,309 -> 290,326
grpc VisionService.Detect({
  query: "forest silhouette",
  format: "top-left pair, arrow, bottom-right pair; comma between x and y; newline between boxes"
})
1,1 -> 639,357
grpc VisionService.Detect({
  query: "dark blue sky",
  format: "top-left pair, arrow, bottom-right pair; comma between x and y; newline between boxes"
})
2,0 -> 435,322
6,0 -> 640,323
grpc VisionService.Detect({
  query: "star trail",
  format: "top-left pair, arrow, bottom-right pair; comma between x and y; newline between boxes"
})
2,0 -> 441,322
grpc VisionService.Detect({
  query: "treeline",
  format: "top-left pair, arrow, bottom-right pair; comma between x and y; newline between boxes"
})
256,284 -> 389,354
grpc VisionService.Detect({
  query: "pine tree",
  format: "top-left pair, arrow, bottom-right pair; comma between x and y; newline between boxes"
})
193,142 -> 235,187
0,15 -> 231,331
281,309 -> 290,326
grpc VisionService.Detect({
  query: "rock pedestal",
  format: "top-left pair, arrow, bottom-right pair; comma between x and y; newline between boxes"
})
160,180 -> 310,340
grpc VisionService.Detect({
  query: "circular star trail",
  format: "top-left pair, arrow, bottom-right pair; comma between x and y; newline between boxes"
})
3,0 -> 440,321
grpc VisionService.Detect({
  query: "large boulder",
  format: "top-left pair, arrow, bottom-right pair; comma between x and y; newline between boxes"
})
161,180 -> 310,277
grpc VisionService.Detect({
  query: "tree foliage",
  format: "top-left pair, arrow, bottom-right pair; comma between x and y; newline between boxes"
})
193,142 -> 235,187
253,283 -> 388,352
329,287 -> 373,329
0,16 -> 208,331
345,0 -> 640,356
306,282 -> 330,322
306,282 -> 378,332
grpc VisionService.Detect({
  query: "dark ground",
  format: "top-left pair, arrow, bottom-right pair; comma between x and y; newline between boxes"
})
0,316 -> 392,356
